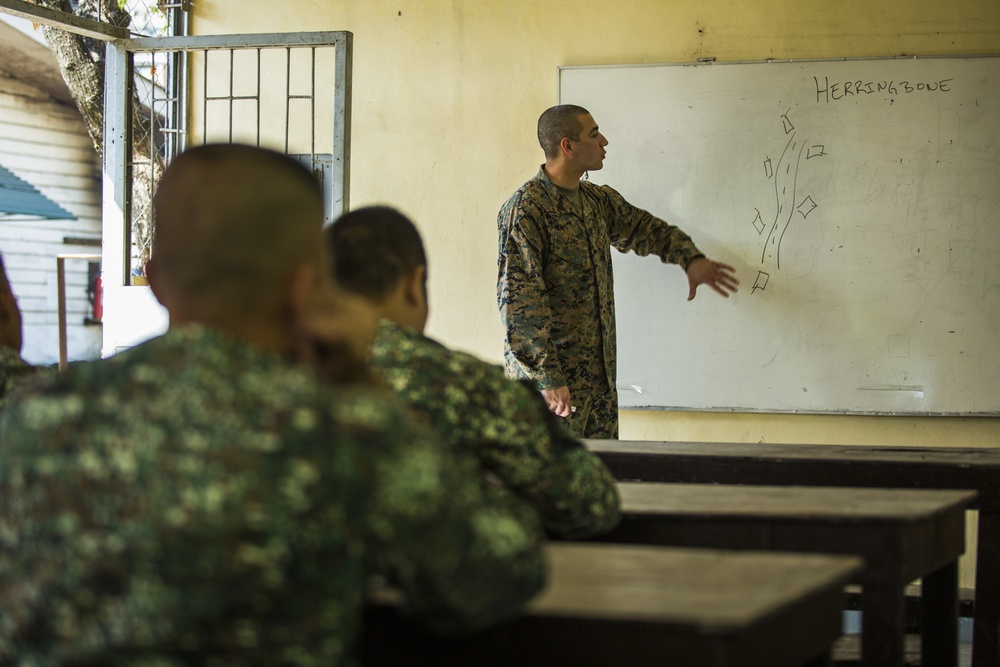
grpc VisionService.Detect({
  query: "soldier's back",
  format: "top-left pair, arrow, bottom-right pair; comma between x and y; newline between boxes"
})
0,324 -> 410,666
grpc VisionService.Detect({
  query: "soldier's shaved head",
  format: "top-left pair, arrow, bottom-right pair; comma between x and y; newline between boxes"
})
537,104 -> 590,160
150,144 -> 325,320
326,205 -> 427,302
326,206 -> 430,333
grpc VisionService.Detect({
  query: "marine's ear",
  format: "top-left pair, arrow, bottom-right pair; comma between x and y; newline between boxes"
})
401,264 -> 429,332
403,264 -> 427,307
559,136 -> 575,158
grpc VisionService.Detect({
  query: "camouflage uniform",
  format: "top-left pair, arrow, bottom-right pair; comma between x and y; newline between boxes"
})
498,167 -> 704,439
0,347 -> 35,406
370,318 -> 620,539
0,324 -> 546,667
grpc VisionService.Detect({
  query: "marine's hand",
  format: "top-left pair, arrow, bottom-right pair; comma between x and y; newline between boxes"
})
541,385 -> 573,418
686,257 -> 739,301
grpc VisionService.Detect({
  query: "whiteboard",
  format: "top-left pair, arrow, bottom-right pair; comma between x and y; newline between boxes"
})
559,57 -> 1000,415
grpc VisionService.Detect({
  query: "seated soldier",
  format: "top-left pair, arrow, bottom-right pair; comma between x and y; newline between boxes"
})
326,205 -> 620,539
0,145 -> 546,666
0,254 -> 35,403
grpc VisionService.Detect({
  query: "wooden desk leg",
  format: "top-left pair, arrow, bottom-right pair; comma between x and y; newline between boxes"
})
973,510 -> 1000,667
861,584 -> 906,667
922,560 -> 959,667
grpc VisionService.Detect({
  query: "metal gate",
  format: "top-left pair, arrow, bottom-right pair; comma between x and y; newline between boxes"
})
101,31 -> 353,355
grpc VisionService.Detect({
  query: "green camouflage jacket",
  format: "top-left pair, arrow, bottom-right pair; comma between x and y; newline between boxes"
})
0,324 -> 545,667
371,319 -> 620,538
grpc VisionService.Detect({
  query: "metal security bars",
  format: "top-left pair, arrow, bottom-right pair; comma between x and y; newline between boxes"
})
104,31 -> 353,286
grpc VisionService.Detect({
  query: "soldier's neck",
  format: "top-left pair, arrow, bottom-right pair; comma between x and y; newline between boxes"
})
544,162 -> 584,189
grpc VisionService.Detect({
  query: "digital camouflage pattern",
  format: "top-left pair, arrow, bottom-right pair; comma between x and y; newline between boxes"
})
370,319 -> 620,539
0,324 -> 546,667
0,347 -> 36,406
498,167 -> 704,438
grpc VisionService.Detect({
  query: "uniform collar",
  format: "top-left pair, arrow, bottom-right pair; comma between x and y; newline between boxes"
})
536,165 -> 584,196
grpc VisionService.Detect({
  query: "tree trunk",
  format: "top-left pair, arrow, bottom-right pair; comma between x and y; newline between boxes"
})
27,0 -> 163,275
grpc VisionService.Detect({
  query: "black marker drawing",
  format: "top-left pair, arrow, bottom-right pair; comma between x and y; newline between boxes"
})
807,145 -> 826,159
749,110 -> 828,290
759,131 -> 804,269
781,113 -> 794,134
797,195 -> 818,218
752,271 -> 770,294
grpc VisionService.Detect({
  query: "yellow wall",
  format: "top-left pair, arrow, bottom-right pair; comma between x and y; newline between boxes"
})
193,1 -> 998,580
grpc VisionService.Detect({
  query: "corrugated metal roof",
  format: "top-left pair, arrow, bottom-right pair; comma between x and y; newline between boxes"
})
0,163 -> 75,220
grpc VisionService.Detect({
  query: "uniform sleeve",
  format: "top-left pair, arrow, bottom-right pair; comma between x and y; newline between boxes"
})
497,197 -> 567,390
595,183 -> 705,269
365,399 -> 547,634
473,374 -> 621,539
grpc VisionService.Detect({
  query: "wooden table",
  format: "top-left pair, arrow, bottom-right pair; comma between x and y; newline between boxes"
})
362,542 -> 862,667
587,439 -> 999,666
590,482 -> 974,667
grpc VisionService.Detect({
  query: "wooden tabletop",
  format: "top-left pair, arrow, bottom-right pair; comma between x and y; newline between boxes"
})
606,481 -> 973,586
363,543 -> 863,667
619,482 -> 978,522
587,439 -> 1000,465
533,542 -> 861,628
584,439 -> 1000,509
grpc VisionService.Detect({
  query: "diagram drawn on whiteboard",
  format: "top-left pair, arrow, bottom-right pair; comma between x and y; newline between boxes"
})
751,110 -> 827,293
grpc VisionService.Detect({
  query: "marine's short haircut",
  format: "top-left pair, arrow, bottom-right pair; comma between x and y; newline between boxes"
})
152,143 -> 324,310
537,104 -> 590,160
326,205 -> 427,302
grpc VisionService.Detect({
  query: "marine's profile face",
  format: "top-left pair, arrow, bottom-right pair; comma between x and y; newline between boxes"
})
568,113 -> 608,171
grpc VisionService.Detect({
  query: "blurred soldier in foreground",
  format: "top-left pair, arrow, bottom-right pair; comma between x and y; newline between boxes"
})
327,205 -> 620,538
0,145 -> 545,666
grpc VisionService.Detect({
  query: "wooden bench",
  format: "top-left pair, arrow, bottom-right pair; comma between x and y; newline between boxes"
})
586,440 -> 997,666
585,482 -> 973,667
362,542 -> 862,667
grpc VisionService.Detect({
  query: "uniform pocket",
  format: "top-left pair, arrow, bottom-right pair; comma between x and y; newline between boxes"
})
546,242 -> 591,294
550,241 -> 590,267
